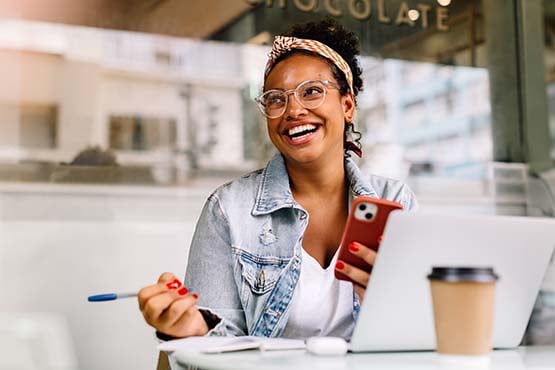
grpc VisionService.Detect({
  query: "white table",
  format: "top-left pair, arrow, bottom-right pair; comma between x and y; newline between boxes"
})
170,346 -> 555,370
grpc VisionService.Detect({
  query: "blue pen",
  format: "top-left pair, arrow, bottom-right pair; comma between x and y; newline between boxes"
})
87,292 -> 138,302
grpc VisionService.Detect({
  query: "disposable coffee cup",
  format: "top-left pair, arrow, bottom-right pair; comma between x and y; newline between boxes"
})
428,267 -> 499,356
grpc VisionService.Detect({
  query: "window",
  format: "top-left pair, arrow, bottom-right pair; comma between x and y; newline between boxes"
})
108,115 -> 176,151
20,104 -> 57,149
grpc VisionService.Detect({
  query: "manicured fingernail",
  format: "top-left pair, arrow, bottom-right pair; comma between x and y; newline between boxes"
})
336,261 -> 345,270
192,293 -> 198,299
166,278 -> 182,290
348,242 -> 360,252
378,235 -> 383,244
177,287 -> 188,296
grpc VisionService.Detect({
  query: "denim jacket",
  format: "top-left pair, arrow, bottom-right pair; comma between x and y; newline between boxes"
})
184,153 -> 417,337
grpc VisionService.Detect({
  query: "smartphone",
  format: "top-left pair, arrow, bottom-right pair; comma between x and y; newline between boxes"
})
335,196 -> 403,282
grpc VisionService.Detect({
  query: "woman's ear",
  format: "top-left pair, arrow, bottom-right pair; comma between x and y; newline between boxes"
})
342,92 -> 356,123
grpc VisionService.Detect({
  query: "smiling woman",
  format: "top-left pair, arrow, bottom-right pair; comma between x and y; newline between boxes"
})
137,18 -> 417,341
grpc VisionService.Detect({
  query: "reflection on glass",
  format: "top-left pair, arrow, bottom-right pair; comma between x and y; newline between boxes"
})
0,12 -> 492,185
19,104 -> 57,149
545,3 -> 555,159
109,116 -> 176,151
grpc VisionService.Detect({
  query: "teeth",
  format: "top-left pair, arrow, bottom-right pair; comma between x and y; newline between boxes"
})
288,124 -> 317,136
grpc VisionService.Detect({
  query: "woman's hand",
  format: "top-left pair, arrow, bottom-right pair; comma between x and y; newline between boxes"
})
335,242 -> 377,304
138,272 -> 209,338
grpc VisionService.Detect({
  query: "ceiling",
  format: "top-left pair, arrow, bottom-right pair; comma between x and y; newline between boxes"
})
0,0 -> 252,38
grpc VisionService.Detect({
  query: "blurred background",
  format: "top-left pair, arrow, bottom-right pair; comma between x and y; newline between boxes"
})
0,0 -> 554,369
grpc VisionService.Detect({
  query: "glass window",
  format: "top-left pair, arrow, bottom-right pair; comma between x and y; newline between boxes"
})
0,1 -> 495,188
20,104 -> 57,149
108,116 -> 176,151
546,3 -> 555,159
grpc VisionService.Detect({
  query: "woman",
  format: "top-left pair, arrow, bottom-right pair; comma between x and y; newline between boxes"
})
138,19 -> 417,340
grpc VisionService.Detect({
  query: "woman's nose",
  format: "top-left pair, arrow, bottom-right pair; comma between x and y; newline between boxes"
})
284,94 -> 307,119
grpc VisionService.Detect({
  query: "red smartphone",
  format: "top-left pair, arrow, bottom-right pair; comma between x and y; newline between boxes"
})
335,196 -> 403,282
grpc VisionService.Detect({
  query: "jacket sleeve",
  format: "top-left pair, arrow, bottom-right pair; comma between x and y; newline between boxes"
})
184,192 -> 247,336
368,175 -> 419,211
397,183 -> 419,211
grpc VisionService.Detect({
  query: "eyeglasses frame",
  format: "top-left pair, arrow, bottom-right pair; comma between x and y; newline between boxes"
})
255,79 -> 341,119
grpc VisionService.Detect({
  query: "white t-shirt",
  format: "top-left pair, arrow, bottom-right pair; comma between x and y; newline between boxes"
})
281,247 -> 355,339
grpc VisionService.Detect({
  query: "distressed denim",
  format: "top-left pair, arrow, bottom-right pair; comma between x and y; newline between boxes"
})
184,153 -> 417,337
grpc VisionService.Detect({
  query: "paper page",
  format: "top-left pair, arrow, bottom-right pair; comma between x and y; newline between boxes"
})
248,337 -> 306,351
158,336 -> 260,353
158,336 -> 306,353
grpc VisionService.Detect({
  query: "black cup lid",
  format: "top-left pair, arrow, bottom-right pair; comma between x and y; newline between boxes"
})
427,267 -> 499,283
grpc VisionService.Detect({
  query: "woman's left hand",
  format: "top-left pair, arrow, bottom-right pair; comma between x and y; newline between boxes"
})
335,241 -> 377,304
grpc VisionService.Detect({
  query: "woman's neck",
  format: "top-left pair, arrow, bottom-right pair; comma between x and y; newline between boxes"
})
287,155 -> 347,201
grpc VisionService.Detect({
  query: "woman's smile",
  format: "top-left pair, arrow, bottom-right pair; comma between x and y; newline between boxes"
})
283,122 -> 321,145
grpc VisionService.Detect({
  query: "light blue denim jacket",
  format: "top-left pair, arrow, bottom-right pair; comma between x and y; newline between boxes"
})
184,153 -> 417,337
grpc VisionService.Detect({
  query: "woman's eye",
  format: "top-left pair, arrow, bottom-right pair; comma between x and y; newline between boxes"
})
266,93 -> 286,105
302,86 -> 324,97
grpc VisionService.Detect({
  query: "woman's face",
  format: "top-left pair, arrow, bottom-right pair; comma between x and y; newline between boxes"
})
264,53 -> 355,167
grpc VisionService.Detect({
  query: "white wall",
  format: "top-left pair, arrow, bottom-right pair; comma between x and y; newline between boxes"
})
0,184 -> 211,370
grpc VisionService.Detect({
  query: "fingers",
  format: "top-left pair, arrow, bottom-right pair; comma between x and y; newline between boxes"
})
141,285 -> 189,324
348,241 -> 377,266
138,274 -> 182,311
156,294 -> 199,332
158,271 -> 178,284
335,241 -> 376,288
335,259 -> 371,287
138,272 -> 208,337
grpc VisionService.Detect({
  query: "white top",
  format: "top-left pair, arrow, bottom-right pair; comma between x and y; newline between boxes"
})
281,247 -> 355,339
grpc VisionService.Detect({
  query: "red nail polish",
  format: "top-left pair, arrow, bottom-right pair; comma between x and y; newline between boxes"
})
336,261 -> 345,270
177,287 -> 188,296
348,242 -> 360,252
192,293 -> 198,299
378,235 -> 383,244
166,278 -> 182,290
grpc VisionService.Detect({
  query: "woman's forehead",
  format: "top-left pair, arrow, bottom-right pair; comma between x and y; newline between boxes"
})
264,54 -> 335,89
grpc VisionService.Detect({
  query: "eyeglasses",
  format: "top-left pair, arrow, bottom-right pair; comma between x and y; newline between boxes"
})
255,80 -> 340,119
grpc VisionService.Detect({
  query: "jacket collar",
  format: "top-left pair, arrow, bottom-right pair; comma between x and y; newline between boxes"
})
252,153 -> 379,216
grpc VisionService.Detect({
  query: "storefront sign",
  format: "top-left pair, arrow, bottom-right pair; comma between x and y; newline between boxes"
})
245,0 -> 450,31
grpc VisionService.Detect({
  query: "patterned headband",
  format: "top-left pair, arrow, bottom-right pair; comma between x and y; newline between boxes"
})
264,36 -> 354,93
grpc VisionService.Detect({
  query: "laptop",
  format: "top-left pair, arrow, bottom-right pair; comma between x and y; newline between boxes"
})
350,211 -> 555,352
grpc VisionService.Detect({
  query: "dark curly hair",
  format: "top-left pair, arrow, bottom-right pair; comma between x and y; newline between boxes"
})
267,18 -> 364,158
268,18 -> 364,101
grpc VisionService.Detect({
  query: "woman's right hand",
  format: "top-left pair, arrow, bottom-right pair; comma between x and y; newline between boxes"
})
138,272 -> 209,338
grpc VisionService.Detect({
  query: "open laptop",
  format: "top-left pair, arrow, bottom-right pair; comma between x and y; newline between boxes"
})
350,211 -> 555,352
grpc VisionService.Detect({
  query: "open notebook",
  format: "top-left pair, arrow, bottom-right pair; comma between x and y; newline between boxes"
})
158,336 -> 305,354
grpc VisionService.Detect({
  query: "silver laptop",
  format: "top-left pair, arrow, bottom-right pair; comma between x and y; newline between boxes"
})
350,211 -> 555,352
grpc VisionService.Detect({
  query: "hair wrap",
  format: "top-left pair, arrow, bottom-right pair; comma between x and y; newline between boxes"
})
264,36 -> 354,93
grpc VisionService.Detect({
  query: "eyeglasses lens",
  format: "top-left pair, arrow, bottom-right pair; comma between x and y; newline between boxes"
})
258,81 -> 328,118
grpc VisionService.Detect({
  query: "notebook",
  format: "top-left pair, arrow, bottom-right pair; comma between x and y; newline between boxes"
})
158,336 -> 305,353
349,211 -> 555,352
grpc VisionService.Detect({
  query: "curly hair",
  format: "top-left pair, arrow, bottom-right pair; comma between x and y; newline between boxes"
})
270,18 -> 364,101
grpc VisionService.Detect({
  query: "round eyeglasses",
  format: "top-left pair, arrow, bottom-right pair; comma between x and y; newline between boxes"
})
255,80 -> 340,119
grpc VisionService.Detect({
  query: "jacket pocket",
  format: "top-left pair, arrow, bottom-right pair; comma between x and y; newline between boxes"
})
236,250 -> 290,296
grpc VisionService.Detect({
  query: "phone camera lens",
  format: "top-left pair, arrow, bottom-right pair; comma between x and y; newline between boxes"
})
365,212 -> 373,220
359,204 -> 367,211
